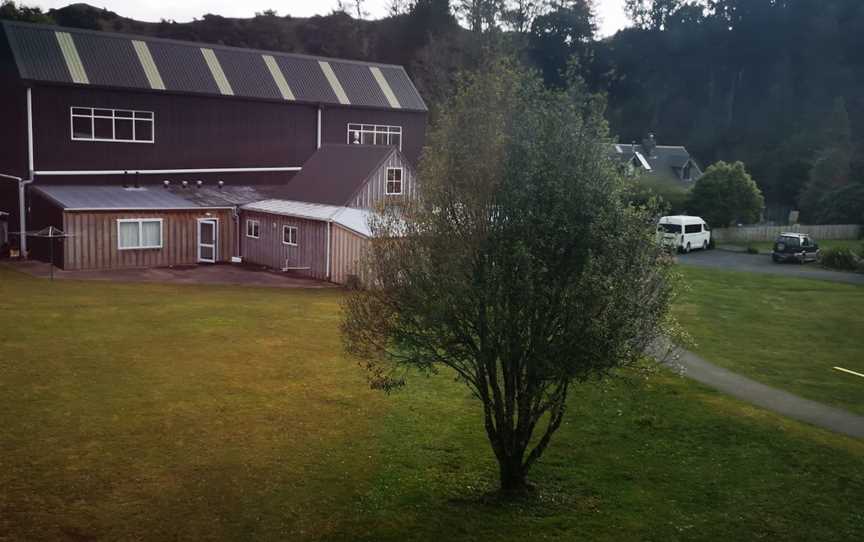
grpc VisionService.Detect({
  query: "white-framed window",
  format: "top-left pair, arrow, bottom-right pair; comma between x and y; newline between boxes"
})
282,225 -> 298,246
117,218 -> 162,250
347,123 -> 402,149
386,167 -> 403,195
246,219 -> 260,239
71,107 -> 155,143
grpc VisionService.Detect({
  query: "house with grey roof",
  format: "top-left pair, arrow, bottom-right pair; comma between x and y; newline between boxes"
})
611,134 -> 703,186
0,21 -> 426,282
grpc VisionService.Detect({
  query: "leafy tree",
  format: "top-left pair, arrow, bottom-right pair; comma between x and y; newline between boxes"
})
529,0 -> 595,87
0,0 -> 52,23
624,0 -> 684,30
341,59 -> 677,492
687,161 -> 764,227
800,97 -> 854,220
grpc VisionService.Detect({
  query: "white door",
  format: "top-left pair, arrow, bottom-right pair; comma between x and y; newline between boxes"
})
198,219 -> 218,263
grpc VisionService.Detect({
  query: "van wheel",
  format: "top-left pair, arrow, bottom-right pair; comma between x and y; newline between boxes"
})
702,240 -> 708,251
685,242 -> 691,254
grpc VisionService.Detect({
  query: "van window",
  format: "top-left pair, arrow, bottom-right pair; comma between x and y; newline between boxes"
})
778,236 -> 800,248
684,224 -> 702,234
659,224 -> 682,234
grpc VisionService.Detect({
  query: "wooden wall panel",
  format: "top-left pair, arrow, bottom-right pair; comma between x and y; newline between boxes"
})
62,209 -> 234,270
348,151 -> 416,210
330,224 -> 369,285
240,210 -> 329,280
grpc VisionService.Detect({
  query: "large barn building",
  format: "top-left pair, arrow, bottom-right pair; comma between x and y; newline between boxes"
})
0,20 -> 427,283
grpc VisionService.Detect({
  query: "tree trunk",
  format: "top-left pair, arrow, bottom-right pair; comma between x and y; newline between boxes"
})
498,456 -> 529,493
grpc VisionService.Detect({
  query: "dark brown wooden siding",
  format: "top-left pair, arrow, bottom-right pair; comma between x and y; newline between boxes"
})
348,151 -> 417,209
62,209 -> 234,270
330,224 -> 369,285
321,106 -> 427,166
240,210 -> 328,280
31,85 -> 318,171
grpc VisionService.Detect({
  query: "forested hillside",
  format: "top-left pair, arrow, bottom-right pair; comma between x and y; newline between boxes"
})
2,0 -> 863,223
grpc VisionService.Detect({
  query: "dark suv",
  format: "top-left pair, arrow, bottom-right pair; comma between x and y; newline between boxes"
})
772,233 -> 821,263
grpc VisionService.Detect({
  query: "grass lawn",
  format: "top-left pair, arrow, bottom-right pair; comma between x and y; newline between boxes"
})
675,266 -> 864,415
724,238 -> 862,254
1,265 -> 863,541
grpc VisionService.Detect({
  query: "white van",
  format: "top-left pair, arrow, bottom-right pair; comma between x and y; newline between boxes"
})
657,215 -> 711,253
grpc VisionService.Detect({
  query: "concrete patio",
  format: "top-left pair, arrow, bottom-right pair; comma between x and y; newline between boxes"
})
2,260 -> 336,289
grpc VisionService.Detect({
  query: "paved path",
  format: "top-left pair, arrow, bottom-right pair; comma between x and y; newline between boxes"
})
2,260 -> 335,289
678,249 -> 864,285
656,344 -> 864,439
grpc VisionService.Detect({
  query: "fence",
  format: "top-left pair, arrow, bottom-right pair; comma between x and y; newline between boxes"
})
712,224 -> 861,243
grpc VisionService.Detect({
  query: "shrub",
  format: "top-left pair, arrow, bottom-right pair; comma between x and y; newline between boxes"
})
746,246 -> 759,254
821,247 -> 861,272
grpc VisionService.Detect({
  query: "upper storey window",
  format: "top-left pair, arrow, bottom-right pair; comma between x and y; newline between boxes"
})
71,107 -> 155,143
347,123 -> 401,150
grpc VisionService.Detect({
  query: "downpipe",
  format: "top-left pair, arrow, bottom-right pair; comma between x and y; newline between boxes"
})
0,173 -> 33,258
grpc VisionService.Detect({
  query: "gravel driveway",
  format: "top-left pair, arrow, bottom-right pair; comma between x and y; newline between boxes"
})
678,249 -> 864,285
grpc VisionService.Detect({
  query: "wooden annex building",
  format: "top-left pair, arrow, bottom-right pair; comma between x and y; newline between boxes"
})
0,20 -> 427,284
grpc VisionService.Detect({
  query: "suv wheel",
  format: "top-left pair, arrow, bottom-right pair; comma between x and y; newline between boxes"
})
702,240 -> 708,250
685,242 -> 691,253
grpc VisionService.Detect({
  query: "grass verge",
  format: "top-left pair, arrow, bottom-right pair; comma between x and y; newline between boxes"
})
675,265 -> 864,415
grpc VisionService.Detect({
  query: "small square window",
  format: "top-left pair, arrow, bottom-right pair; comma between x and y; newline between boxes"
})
246,219 -> 260,239
282,225 -> 298,246
72,116 -> 92,139
386,167 -> 403,195
94,117 -> 113,139
115,118 -> 134,140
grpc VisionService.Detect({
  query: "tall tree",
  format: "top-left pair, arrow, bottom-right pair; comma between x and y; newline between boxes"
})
341,59 -> 677,492
529,0 -> 595,87
625,0 -> 685,30
455,0 -> 503,33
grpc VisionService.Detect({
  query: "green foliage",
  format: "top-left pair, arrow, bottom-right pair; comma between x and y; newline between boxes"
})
746,245 -> 759,254
528,1 -> 595,87
806,181 -> 864,225
342,57 -> 678,492
626,176 -> 690,214
821,247 -> 862,272
687,161 -> 764,228
0,0 -> 52,23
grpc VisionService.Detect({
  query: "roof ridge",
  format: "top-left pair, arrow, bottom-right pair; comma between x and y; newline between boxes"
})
1,19 -> 410,71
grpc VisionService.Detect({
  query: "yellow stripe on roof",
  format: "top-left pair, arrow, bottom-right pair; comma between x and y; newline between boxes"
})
369,66 -> 401,109
318,61 -> 350,105
132,40 -> 165,90
262,55 -> 295,100
54,31 -> 89,84
201,48 -> 234,96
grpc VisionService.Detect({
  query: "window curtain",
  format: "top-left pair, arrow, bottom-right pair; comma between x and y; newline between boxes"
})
119,222 -> 140,249
141,221 -> 161,247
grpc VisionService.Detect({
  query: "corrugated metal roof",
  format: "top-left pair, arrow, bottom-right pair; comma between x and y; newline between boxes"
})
32,184 -> 227,210
331,62 -> 390,109
242,199 -> 374,237
74,30 -> 148,88
1,21 -> 427,112
165,184 -> 299,207
279,145 -> 395,206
